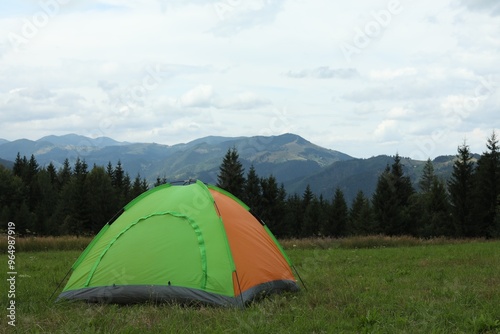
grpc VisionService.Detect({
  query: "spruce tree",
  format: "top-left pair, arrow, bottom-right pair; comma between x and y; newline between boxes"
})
13,153 -> 27,179
243,165 -> 262,212
58,159 -> 72,189
326,188 -> 348,237
302,195 -> 321,237
260,175 -> 284,235
419,158 -> 435,193
34,168 -> 58,235
154,176 -> 167,187
46,162 -> 58,186
302,185 -> 314,209
428,178 -> 452,236
216,147 -> 245,199
349,190 -> 375,235
0,166 -> 24,231
448,142 -> 475,237
73,158 -> 90,234
131,173 -> 149,199
283,194 -> 303,237
472,131 -> 500,237
86,166 -> 117,233
372,154 -> 415,235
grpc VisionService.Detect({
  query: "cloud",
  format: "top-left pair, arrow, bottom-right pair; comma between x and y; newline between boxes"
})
0,1 -> 499,159
286,67 -> 358,79
217,91 -> 271,110
458,0 -> 500,16
16,87 -> 56,100
374,119 -> 401,142
211,0 -> 286,36
98,80 -> 119,92
179,85 -> 215,108
369,68 -> 417,80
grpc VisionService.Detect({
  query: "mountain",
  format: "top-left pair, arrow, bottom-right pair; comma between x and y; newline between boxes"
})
146,133 -> 353,184
0,157 -> 14,169
0,133 -> 463,203
288,154 -> 466,203
0,133 -> 353,186
0,139 -> 9,145
38,134 -> 130,148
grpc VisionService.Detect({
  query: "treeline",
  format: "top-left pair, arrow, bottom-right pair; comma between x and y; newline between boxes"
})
1,132 -> 499,238
217,132 -> 500,239
0,155 -> 149,235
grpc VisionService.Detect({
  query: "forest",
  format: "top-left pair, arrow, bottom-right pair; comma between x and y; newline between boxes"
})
1,132 -> 499,239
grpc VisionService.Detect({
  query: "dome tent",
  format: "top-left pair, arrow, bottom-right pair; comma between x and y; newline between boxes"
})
57,180 -> 299,306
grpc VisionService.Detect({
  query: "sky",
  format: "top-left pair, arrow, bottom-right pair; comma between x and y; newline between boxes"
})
0,0 -> 499,159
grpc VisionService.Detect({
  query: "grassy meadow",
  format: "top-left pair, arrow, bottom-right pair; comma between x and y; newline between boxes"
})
1,236 -> 500,333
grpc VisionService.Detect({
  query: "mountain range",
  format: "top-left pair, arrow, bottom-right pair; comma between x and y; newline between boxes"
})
0,133 -> 460,203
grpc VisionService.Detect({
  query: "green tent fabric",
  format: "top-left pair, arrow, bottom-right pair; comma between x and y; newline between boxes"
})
57,181 -> 299,306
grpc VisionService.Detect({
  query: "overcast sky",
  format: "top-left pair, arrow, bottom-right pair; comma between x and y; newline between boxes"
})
0,0 -> 499,159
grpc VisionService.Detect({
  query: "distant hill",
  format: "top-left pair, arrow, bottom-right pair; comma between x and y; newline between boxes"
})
38,134 -> 130,148
0,132 -> 352,186
287,155 -> 458,203
0,157 -> 14,169
0,133 -> 466,202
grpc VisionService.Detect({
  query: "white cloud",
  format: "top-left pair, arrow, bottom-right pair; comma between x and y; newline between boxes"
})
0,0 -> 499,158
217,91 -> 271,110
286,67 -> 358,79
374,119 -> 401,142
458,0 -> 500,16
369,67 -> 417,80
179,85 -> 215,108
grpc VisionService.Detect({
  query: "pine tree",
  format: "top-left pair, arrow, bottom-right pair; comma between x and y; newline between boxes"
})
46,162 -> 58,186
25,154 -> 41,212
112,160 -> 125,191
106,161 -> 114,178
372,154 -> 415,235
154,176 -> 168,187
86,166 -> 117,233
34,168 -> 58,235
13,153 -> 26,179
243,165 -> 262,212
300,185 -> 321,237
419,158 -> 435,193
302,185 -> 314,209
0,166 -> 24,231
216,147 -> 245,199
283,194 -> 303,237
131,173 -> 149,199
123,173 -> 132,202
260,175 -> 286,236
428,178 -> 452,236
325,188 -> 348,237
73,158 -> 90,234
302,195 -> 321,237
58,159 -> 72,190
472,131 -> 500,237
448,142 -> 475,237
348,190 -> 375,235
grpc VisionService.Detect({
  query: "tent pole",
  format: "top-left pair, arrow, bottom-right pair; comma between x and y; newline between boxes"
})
48,267 -> 73,302
234,270 -> 245,308
292,264 -> 308,292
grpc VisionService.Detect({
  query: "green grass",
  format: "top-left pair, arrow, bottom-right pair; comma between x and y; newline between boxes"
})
1,240 -> 500,333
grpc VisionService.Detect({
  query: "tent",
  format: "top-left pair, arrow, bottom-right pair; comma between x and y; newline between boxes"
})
57,180 -> 299,306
